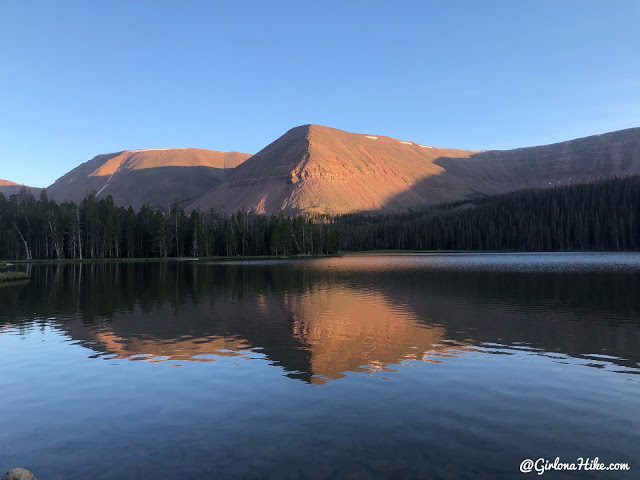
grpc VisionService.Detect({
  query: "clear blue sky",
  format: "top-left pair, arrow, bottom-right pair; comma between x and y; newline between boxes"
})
1,1 -> 639,187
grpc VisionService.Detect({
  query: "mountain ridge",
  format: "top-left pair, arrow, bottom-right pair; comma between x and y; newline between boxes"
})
0,179 -> 20,186
0,179 -> 41,197
188,124 -> 640,215
46,148 -> 251,209
6,125 -> 640,214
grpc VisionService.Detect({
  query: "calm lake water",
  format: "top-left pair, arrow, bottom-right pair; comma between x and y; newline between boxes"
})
1,253 -> 639,479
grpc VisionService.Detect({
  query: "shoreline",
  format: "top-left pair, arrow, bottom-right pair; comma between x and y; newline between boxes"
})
1,254 -> 343,265
4,250 -> 640,265
0,271 -> 30,282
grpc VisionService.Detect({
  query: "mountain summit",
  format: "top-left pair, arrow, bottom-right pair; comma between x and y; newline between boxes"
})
188,125 -> 640,215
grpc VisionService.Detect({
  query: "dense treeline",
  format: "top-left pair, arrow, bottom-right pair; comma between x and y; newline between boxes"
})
0,190 -> 340,260
1,175 -> 639,260
335,175 -> 640,251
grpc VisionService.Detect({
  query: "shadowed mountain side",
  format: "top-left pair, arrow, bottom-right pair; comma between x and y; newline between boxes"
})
187,125 -> 314,214
46,148 -> 251,209
0,179 -> 41,197
189,125 -> 640,215
88,166 -> 230,210
434,127 -> 640,192
384,128 -> 640,210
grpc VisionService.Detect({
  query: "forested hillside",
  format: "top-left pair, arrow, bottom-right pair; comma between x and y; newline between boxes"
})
0,188 -> 340,260
334,175 -> 640,251
0,176 -> 638,260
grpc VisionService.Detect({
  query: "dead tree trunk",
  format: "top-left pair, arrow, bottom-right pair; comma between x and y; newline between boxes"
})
48,219 -> 62,259
15,224 -> 32,260
77,205 -> 83,259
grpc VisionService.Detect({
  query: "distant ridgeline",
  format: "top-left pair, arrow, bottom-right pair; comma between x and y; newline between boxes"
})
0,175 -> 639,260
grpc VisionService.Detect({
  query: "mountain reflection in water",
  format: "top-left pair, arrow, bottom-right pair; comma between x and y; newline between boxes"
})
3,253 -> 639,382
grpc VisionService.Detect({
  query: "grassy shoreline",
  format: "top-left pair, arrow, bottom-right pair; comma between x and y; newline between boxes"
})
0,271 -> 30,282
1,253 -> 342,264
2,250 -> 632,265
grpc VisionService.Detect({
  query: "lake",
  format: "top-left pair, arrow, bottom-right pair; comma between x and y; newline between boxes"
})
1,253 -> 639,479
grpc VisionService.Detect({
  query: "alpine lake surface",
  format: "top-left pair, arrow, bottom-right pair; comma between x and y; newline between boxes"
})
1,253 -> 639,480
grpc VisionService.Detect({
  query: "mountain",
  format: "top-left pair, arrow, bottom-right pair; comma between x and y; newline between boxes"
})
188,125 -> 640,215
188,125 -> 478,214
0,179 -> 40,197
46,148 -> 251,209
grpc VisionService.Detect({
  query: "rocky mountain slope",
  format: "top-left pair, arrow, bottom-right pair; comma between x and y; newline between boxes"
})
0,179 -> 40,197
46,148 -> 251,209
188,125 -> 640,215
